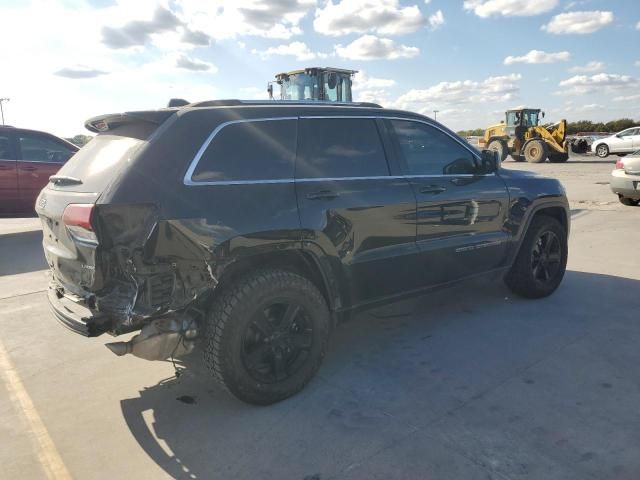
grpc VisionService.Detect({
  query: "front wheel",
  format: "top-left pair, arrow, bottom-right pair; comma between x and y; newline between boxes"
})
524,139 -> 547,163
203,270 -> 330,405
595,144 -> 609,158
505,215 -> 568,299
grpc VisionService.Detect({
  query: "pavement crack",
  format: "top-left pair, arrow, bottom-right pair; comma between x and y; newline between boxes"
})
0,289 -> 47,301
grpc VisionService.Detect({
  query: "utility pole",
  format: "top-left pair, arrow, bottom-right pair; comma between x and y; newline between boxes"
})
0,98 -> 9,126
433,109 -> 439,121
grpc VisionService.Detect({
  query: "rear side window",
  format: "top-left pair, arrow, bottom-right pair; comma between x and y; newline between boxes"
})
19,135 -> 74,163
297,118 -> 389,178
0,135 -> 14,160
191,119 -> 296,182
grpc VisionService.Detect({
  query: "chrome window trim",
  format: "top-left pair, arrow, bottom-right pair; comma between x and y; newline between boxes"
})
184,115 -> 493,186
183,117 -> 297,186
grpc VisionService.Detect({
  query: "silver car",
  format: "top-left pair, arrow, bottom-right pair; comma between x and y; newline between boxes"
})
593,127 -> 640,158
610,150 -> 640,206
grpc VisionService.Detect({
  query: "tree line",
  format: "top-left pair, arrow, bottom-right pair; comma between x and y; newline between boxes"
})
457,118 -> 638,137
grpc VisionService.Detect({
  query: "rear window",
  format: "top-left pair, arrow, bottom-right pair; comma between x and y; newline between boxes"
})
51,122 -> 157,193
191,119 -> 297,183
53,134 -> 144,192
296,118 -> 389,179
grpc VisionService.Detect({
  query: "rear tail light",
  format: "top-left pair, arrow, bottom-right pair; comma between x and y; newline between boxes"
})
615,159 -> 625,169
62,204 -> 98,245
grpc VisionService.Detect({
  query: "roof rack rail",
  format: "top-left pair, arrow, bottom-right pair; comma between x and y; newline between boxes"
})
182,99 -> 383,109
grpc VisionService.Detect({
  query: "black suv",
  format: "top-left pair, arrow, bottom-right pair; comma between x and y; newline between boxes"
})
36,101 -> 569,405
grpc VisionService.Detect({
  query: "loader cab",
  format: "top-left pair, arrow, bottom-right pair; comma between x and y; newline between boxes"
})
269,67 -> 356,102
505,108 -> 542,139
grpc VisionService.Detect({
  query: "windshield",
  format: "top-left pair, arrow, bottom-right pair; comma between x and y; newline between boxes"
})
506,110 -> 539,127
281,74 -> 318,100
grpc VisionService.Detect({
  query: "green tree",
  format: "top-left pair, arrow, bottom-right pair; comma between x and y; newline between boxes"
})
65,134 -> 92,147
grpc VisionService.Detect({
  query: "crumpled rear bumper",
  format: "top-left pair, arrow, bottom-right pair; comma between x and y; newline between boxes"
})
47,284 -> 110,337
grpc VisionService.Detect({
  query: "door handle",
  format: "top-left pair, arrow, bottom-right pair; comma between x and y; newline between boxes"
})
20,165 -> 37,171
306,190 -> 339,200
419,185 -> 446,194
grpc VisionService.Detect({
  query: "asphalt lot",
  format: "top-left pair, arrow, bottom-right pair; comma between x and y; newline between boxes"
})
1,154 -> 639,480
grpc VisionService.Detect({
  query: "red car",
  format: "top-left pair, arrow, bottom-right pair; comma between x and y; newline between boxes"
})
0,126 -> 79,215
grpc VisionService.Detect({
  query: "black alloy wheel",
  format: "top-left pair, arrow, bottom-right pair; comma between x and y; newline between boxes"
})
531,231 -> 562,285
241,301 -> 313,384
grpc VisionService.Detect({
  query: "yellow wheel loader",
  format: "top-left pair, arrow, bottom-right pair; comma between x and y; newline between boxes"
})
479,108 -> 569,163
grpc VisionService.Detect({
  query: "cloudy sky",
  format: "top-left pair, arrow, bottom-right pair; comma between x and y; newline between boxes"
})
1,0 -> 639,136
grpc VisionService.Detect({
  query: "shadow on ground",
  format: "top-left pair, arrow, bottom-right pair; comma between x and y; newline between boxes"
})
121,271 -> 640,480
0,230 -> 46,275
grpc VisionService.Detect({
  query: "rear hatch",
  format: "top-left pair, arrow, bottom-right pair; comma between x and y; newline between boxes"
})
36,110 -> 174,295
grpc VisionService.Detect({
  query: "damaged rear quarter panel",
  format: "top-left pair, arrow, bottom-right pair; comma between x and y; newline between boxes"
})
94,108 -> 304,334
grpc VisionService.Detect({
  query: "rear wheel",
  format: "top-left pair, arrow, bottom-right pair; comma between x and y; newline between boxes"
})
505,215 -> 567,299
203,269 -> 330,405
619,196 -> 640,206
487,139 -> 508,162
595,144 -> 609,158
524,139 -> 547,163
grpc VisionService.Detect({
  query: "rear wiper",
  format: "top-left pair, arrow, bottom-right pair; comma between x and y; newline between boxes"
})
49,175 -> 83,186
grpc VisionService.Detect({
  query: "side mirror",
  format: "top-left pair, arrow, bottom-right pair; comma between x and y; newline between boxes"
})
480,149 -> 500,173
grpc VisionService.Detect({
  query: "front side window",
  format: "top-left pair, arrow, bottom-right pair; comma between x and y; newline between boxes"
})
620,128 -> 638,137
389,120 -> 478,176
19,135 -> 74,163
296,118 -> 389,179
192,119 -> 296,182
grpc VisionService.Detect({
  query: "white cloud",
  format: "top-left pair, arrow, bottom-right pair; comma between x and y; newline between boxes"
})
542,11 -> 614,34
314,0 -> 426,36
353,71 -> 396,90
636,21 -> 640,30
352,71 -> 396,105
175,54 -> 217,72
54,66 -> 110,79
504,49 -> 570,65
558,73 -> 637,95
569,61 -> 605,73
612,94 -> 640,102
428,10 -> 445,30
463,0 -> 558,17
180,0 -> 316,40
335,35 -> 419,60
393,74 -> 523,111
635,60 -> 640,67
252,42 -> 319,61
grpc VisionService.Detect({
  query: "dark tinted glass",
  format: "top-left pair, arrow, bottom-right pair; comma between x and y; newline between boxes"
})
19,135 -> 74,163
390,120 -> 478,175
192,120 -> 296,182
297,118 -> 388,178
0,135 -> 13,159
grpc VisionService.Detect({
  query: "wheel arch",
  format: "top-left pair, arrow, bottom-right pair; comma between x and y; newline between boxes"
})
211,248 -> 345,325
507,202 -> 570,267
